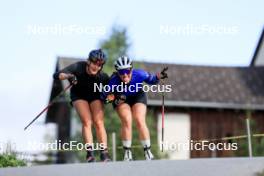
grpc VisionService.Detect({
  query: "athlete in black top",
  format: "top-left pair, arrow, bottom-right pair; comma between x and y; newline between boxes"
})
53,49 -> 111,162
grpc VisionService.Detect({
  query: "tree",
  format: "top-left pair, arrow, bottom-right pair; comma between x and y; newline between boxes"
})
99,24 -> 131,71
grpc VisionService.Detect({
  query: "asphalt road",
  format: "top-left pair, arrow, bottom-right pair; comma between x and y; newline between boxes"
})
0,157 -> 264,176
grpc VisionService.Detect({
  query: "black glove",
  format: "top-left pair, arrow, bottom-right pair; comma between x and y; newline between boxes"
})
157,67 -> 168,79
68,74 -> 77,84
105,94 -> 115,104
114,94 -> 126,106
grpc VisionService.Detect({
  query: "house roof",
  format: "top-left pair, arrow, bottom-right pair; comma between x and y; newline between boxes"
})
250,27 -> 264,66
143,62 -> 264,110
53,57 -> 264,110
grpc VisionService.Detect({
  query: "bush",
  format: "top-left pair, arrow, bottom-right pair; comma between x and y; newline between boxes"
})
0,154 -> 26,167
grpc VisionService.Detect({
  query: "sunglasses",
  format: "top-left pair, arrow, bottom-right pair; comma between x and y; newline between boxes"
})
90,59 -> 105,67
118,69 -> 132,75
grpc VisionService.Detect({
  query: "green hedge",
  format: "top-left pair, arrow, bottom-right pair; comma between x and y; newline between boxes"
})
0,154 -> 26,167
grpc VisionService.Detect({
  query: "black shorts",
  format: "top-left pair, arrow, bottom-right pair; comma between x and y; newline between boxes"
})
70,91 -> 101,105
113,91 -> 147,109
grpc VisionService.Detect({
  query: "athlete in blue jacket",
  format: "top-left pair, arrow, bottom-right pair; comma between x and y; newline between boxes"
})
102,56 -> 168,161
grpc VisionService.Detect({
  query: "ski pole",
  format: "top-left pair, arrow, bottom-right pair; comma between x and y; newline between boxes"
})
160,66 -> 168,152
24,83 -> 73,131
161,83 -> 165,152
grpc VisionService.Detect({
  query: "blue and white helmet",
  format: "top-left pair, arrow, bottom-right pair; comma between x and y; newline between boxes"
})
114,56 -> 133,70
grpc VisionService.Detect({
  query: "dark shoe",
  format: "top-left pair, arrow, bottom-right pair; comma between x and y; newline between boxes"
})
86,156 -> 96,163
86,150 -> 95,163
100,150 -> 111,162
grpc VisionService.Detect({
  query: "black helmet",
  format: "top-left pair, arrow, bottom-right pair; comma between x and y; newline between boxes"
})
88,49 -> 106,63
